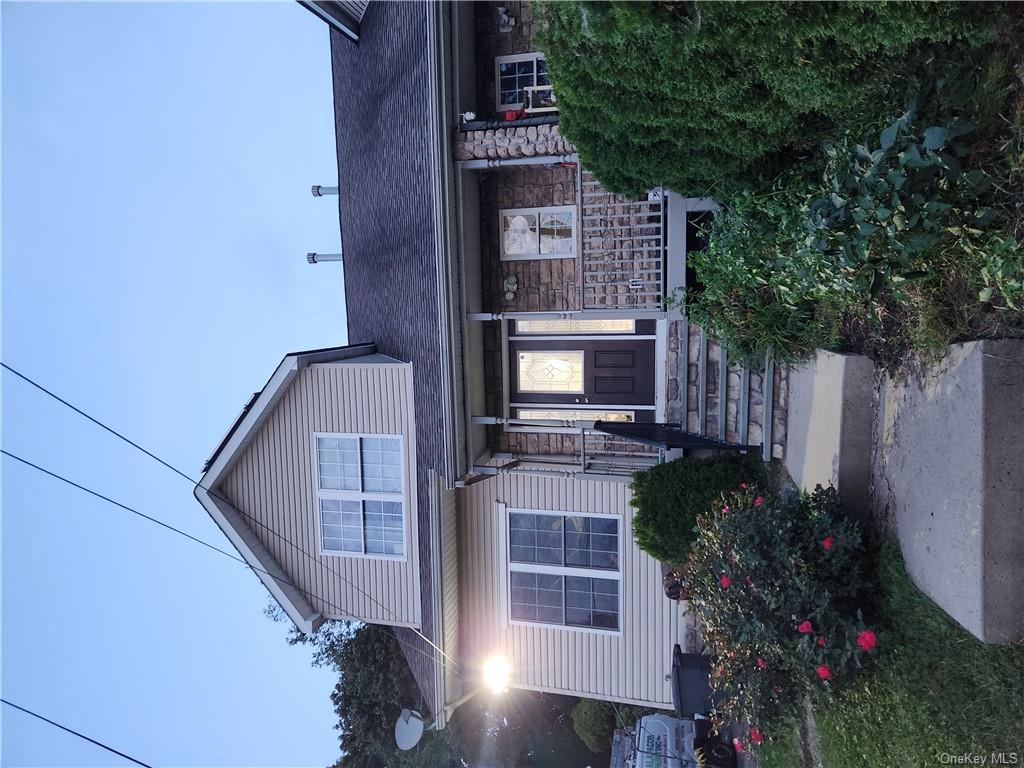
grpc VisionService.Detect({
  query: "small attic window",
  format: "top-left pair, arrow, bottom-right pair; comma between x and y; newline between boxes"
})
315,434 -> 405,558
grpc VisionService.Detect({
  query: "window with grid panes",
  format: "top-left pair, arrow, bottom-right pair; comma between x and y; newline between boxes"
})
507,511 -> 620,630
315,435 -> 404,557
495,52 -> 549,111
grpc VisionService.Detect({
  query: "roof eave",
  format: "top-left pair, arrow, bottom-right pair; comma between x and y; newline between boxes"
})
196,343 -> 377,634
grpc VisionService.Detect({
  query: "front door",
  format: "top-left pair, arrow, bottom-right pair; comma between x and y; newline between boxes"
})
509,338 -> 656,406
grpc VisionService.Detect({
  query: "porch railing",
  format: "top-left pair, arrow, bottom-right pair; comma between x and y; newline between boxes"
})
580,428 -> 661,475
578,169 -> 665,311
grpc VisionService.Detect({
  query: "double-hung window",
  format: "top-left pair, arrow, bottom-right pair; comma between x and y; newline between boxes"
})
507,509 -> 620,631
500,205 -> 576,260
315,434 -> 405,558
495,52 -> 549,111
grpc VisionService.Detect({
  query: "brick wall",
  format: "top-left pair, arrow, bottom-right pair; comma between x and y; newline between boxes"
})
480,165 -> 580,313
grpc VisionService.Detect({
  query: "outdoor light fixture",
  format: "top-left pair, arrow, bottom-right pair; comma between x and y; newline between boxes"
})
482,655 -> 512,695
459,111 -> 477,123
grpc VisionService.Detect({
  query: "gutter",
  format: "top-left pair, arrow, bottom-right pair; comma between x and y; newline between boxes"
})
425,0 -> 461,729
426,2 -> 465,484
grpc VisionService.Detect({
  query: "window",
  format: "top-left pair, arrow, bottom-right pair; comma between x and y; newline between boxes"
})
514,319 -> 636,335
500,206 -> 576,260
507,510 -> 620,631
516,409 -> 635,424
315,435 -> 405,557
495,52 -> 549,111
517,350 -> 584,394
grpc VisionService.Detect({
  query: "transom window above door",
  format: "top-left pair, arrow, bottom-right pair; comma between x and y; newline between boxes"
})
500,206 -> 576,260
315,434 -> 405,558
495,52 -> 549,111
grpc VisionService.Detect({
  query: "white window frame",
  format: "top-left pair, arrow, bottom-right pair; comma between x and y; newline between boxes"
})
505,508 -> 622,635
500,205 -> 576,261
313,432 -> 407,561
494,51 -> 548,112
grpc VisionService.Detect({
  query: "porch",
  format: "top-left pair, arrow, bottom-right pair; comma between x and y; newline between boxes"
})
449,0 -> 788,480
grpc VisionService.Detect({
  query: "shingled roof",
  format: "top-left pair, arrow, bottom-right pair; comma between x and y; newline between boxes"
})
329,0 -> 447,718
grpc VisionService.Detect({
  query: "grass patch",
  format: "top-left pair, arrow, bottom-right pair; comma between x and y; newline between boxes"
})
761,541 -> 1024,767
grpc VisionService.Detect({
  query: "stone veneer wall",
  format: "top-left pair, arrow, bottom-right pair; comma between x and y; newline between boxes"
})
475,0 -> 541,117
454,123 -> 575,161
665,320 -> 789,460
480,165 -> 580,313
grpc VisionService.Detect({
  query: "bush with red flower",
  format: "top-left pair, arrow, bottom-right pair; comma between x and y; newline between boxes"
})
683,485 -> 882,736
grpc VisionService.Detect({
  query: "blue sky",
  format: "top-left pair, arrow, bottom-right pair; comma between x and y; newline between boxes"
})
2,3 -> 348,766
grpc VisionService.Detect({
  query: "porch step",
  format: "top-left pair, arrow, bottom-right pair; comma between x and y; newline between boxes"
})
666,320 -> 788,461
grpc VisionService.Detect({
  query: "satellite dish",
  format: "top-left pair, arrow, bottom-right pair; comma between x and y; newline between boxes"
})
395,709 -> 425,751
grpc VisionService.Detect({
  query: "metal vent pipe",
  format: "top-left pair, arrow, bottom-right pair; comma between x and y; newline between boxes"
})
306,252 -> 342,264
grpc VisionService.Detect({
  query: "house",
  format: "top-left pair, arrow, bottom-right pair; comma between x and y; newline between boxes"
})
196,0 -> 788,730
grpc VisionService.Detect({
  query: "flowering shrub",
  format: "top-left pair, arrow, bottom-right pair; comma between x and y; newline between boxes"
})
683,485 -> 882,740
630,453 -> 767,565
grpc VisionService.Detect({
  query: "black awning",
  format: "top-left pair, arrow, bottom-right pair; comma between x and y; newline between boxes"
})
593,421 -> 756,452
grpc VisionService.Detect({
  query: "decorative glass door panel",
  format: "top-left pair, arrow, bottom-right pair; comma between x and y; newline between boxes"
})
510,339 -> 655,406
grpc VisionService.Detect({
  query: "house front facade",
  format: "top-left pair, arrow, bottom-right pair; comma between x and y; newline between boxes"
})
196,0 -> 789,731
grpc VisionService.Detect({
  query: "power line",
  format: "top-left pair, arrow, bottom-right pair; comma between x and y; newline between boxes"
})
1,449 -> 450,677
1,449 -> 251,567
1,361 -> 459,678
1,698 -> 154,768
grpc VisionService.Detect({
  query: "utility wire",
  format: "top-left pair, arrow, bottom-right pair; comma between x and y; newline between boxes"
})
1,699 -> 154,768
1,361 -> 460,678
1,448 -> 450,676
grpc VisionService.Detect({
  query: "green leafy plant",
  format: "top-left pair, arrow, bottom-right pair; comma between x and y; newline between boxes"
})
570,698 -> 654,753
675,110 -> 1024,364
684,486 -> 881,738
629,453 -> 767,565
535,0 -> 1005,196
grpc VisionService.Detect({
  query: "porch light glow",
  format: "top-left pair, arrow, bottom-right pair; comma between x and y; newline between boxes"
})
482,655 -> 512,695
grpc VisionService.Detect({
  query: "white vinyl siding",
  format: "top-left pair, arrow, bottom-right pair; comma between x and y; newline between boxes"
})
458,473 -> 680,708
219,363 -> 421,627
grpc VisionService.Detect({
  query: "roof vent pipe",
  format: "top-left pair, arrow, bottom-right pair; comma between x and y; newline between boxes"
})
311,185 -> 339,197
306,252 -> 342,264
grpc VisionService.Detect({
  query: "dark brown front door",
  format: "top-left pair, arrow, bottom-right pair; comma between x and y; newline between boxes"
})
509,339 -> 656,406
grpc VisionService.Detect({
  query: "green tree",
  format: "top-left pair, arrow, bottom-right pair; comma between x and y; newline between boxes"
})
535,1 -> 1003,196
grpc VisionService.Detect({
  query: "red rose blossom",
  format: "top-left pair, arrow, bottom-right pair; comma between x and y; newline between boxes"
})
816,664 -> 831,680
740,483 -> 749,489
817,636 -> 826,647
822,536 -> 834,550
722,505 -> 731,514
754,496 -> 765,507
798,620 -> 813,634
857,629 -> 878,652
750,728 -> 763,744
745,576 -> 753,587
733,738 -> 745,753
756,657 -> 767,669
720,575 -> 731,588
